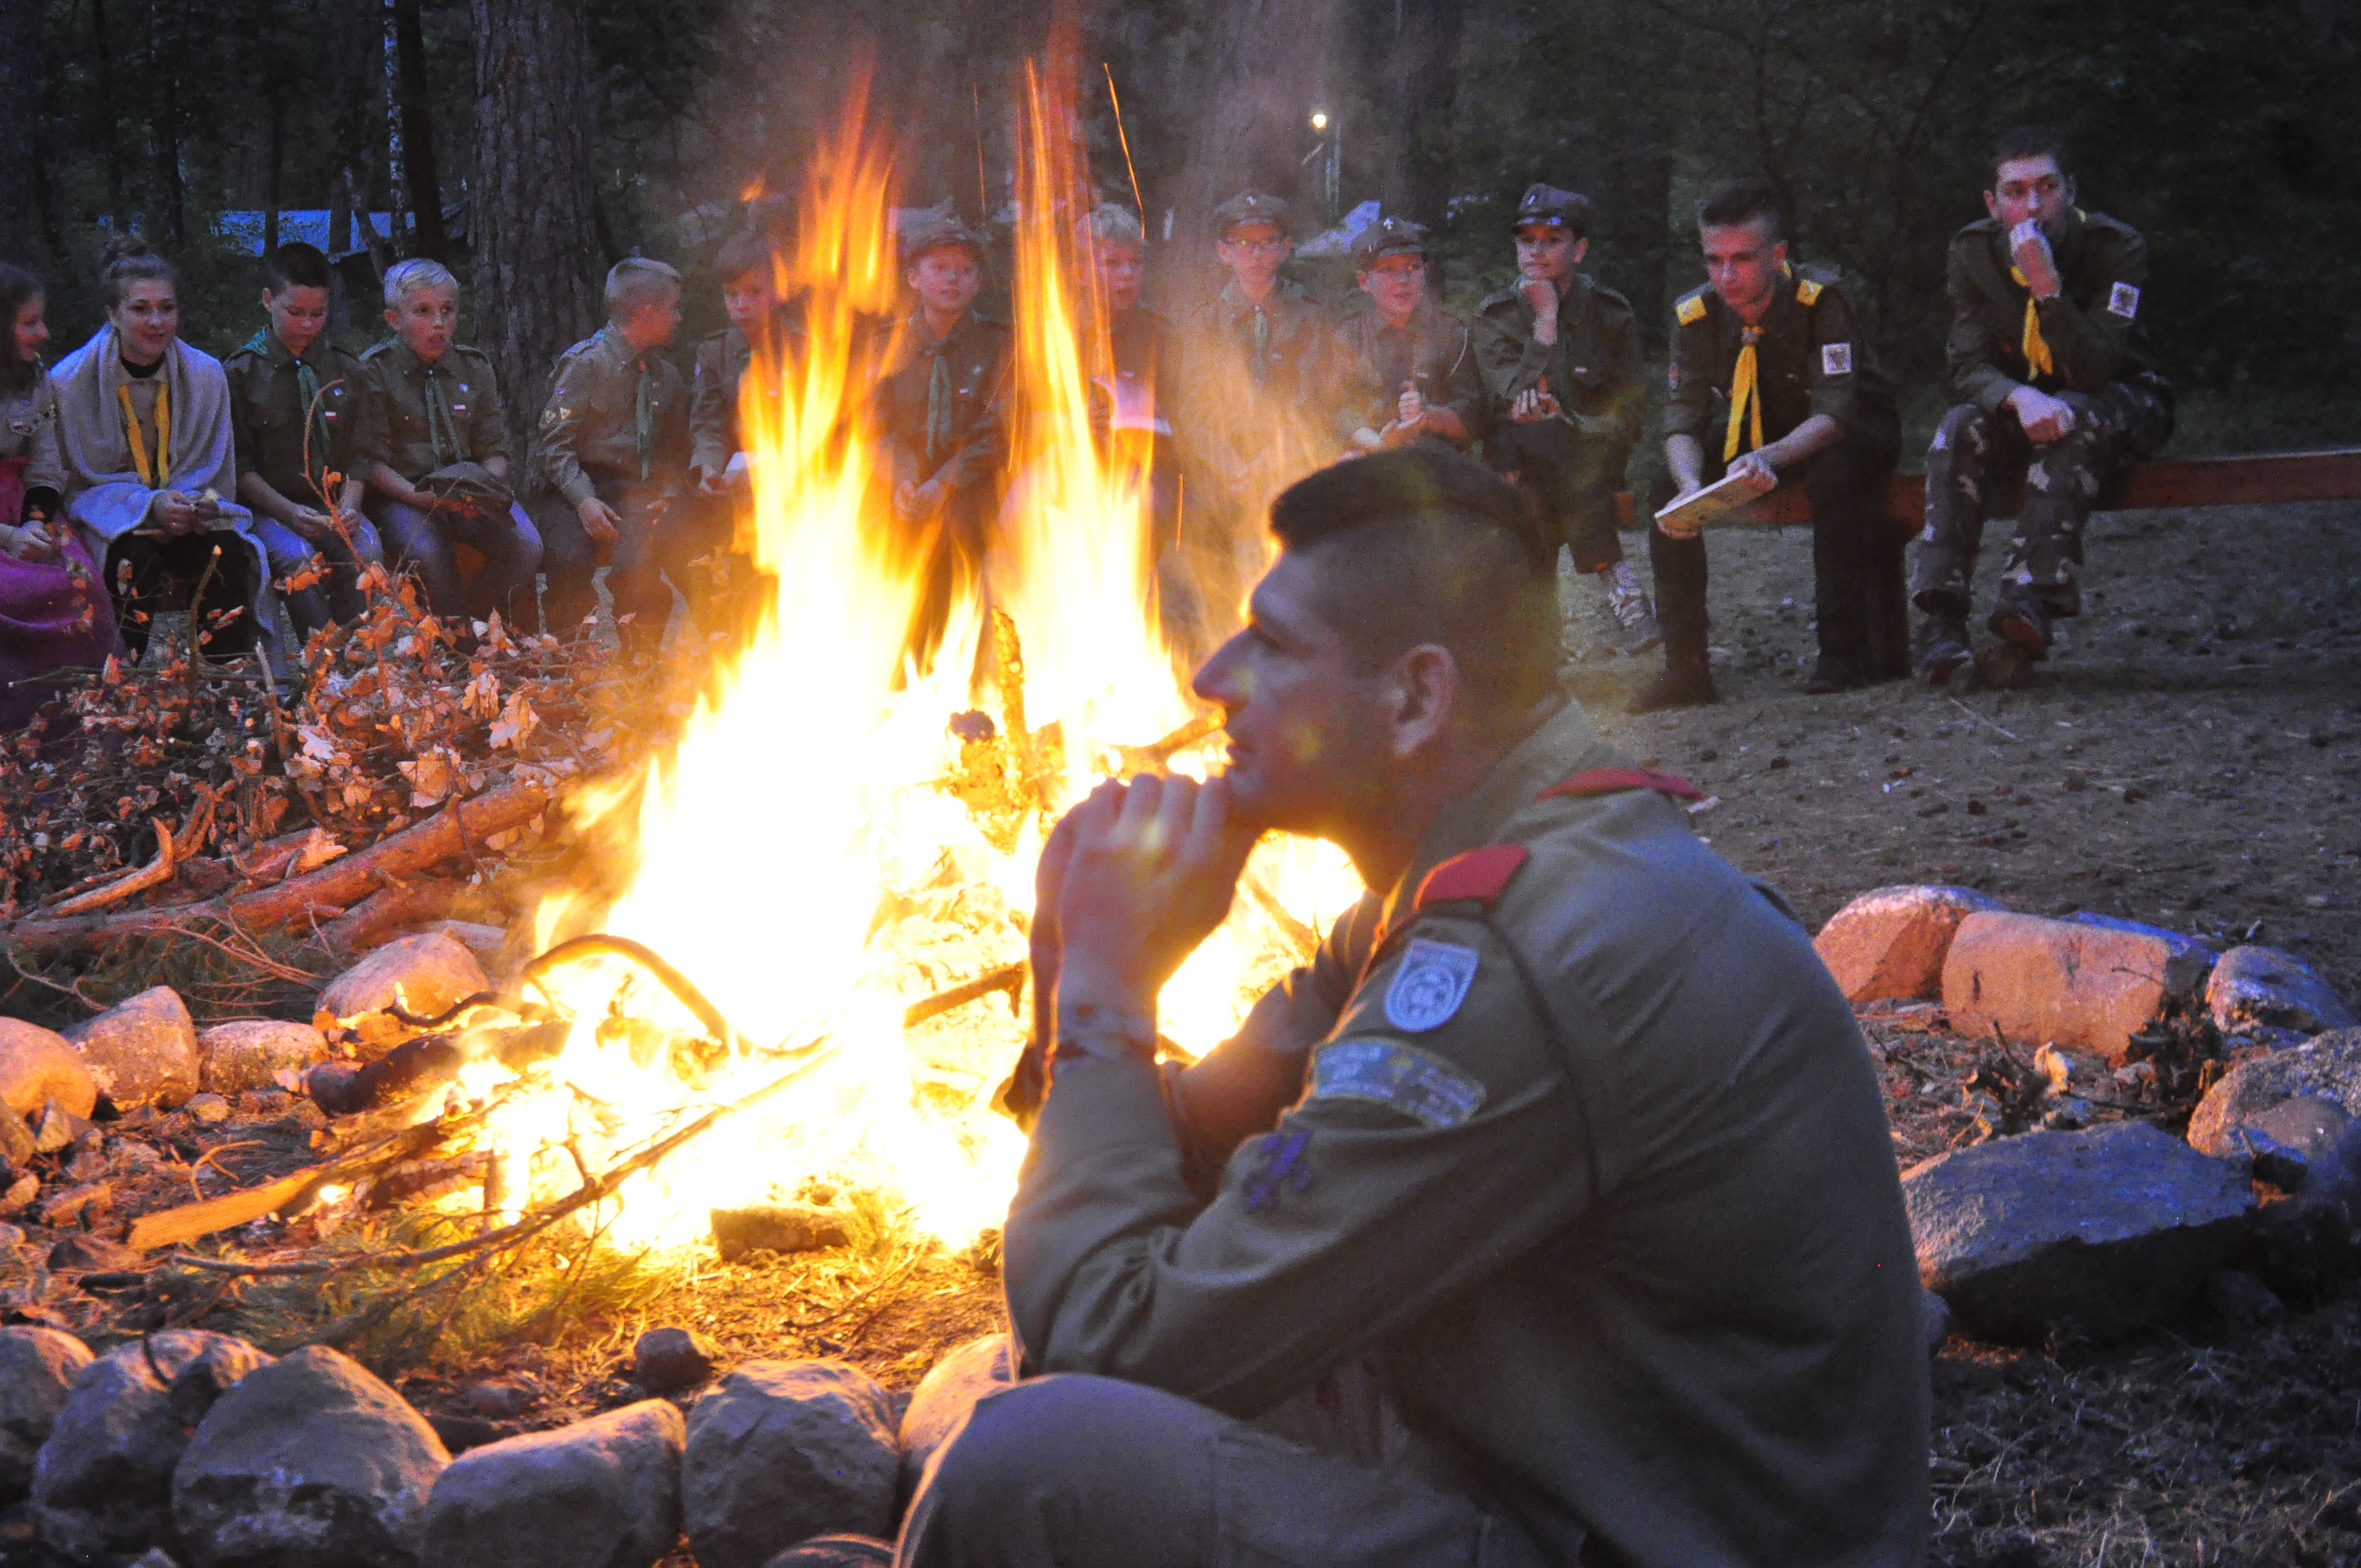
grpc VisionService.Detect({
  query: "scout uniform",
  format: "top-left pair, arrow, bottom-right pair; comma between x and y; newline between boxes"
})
537,323 -> 692,654
920,701 -> 1931,1568
0,374 -> 119,732
355,338 -> 543,630
1912,207 -> 2173,666
1325,220 -> 1484,456
223,330 -> 381,635
873,217 -> 1011,672
685,308 -> 802,643
1470,186 -> 1654,655
1652,263 -> 1904,698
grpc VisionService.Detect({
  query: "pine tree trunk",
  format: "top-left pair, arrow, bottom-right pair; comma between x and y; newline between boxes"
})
1378,0 -> 1467,231
393,0 -> 447,261
0,0 -> 37,262
469,0 -> 602,484
1171,0 -> 1334,272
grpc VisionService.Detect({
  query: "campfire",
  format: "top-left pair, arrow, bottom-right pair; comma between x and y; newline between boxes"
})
259,66 -> 1358,1265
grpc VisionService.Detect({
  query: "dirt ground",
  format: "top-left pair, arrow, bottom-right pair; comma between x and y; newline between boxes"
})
4,498 -> 2358,1567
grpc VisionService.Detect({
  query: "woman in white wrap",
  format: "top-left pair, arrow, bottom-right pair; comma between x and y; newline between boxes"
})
52,236 -> 274,664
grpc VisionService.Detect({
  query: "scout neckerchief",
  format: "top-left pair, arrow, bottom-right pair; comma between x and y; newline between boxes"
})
422,360 -> 464,469
1252,303 -> 1270,378
1722,267 -> 1808,462
2008,265 -> 2054,379
117,380 -> 171,487
244,330 -> 333,491
924,339 -> 954,469
633,352 -> 654,481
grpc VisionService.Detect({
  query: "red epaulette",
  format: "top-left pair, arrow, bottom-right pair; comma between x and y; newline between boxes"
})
1413,845 -> 1530,910
1538,766 -> 1705,803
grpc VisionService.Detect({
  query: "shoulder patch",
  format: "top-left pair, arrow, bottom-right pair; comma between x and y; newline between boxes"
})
2107,281 -> 2141,320
1309,1038 -> 1487,1128
1539,766 -> 1705,802
1794,276 -> 1824,306
1384,938 -> 1482,1033
1675,292 -> 1708,326
1415,845 -> 1528,908
1821,341 -> 1853,377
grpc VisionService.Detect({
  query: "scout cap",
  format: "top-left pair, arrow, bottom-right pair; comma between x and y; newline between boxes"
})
1212,193 -> 1291,239
1352,217 -> 1429,267
902,210 -> 987,265
1513,184 -> 1593,237
417,461 -> 513,516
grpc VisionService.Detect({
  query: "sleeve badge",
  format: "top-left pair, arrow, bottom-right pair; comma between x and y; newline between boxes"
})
1309,1039 -> 1486,1129
1821,342 -> 1854,377
2107,282 -> 2141,320
1383,937 -> 1481,1032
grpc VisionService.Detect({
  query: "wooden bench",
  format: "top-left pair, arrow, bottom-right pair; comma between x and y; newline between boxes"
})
1611,447 -> 2361,530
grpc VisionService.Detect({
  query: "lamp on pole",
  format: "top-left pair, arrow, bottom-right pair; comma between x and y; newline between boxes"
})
1308,110 -> 1339,220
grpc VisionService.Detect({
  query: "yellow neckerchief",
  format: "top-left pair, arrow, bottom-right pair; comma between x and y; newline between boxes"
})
117,379 -> 171,487
1722,264 -> 1798,462
2006,210 -> 2085,379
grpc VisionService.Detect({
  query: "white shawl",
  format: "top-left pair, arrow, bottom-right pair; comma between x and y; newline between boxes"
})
51,325 -> 277,659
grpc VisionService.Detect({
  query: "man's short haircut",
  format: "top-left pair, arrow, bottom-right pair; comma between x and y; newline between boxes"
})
1987,126 -> 2072,187
606,256 -> 684,315
1268,448 -> 1559,709
383,258 -> 459,308
1695,181 -> 1783,242
262,242 -> 332,295
1079,205 -> 1145,251
713,231 -> 773,286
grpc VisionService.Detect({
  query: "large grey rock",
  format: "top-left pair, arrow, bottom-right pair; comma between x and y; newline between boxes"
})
0,1020 -> 99,1120
683,1360 -> 899,1568
0,1327 -> 91,1501
1814,885 -> 2006,1003
1903,1121 -> 2255,1342
2188,1029 -> 2361,1179
2207,946 -> 2358,1041
1941,912 -> 2194,1064
896,1334 -> 1012,1493
171,1344 -> 449,1568
198,1020 -> 329,1095
318,935 -> 488,1048
418,1400 -> 684,1568
30,1330 -> 271,1562
63,987 -> 200,1109
2061,913 -> 2219,988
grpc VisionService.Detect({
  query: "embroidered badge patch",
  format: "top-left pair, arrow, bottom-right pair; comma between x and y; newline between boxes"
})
1309,1039 -> 1486,1129
1821,342 -> 1854,377
1383,938 -> 1481,1032
2107,282 -> 2141,320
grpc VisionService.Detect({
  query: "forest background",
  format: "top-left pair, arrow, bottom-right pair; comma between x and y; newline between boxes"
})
1,0 -> 2356,471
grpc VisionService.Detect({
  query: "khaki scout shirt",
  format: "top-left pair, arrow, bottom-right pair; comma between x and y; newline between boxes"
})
1666,266 -> 1897,449
356,340 -> 513,484
1325,301 -> 1486,451
1946,208 -> 2161,414
1,377 -> 66,508
1008,701 -> 1930,1568
873,309 -> 1010,496
539,325 -> 690,508
688,311 -> 807,478
1176,277 -> 1328,478
222,331 -> 371,504
1470,274 -> 1645,450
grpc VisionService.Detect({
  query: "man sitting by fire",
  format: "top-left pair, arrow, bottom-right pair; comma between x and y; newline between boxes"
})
904,445 -> 1931,1568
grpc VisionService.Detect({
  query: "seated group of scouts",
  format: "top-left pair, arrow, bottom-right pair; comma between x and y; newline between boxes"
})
0,122 -> 2161,729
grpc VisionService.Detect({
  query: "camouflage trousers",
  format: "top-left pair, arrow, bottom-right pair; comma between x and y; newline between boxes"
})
1911,377 -> 2174,618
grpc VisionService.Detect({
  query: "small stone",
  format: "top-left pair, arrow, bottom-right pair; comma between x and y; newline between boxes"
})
0,1175 -> 35,1217
30,1099 -> 86,1154
0,1327 -> 91,1501
0,1105 -> 32,1174
318,935 -> 490,1052
0,1020 -> 99,1121
171,1344 -> 450,1568
197,1020 -> 330,1096
45,1233 -> 139,1274
2207,946 -> 2357,1041
0,1222 -> 24,1250
29,1331 -> 271,1561
897,1333 -> 1014,1492
34,1181 -> 111,1230
1905,1122 -> 2255,1343
464,1378 -> 537,1420
711,1205 -> 850,1263
682,1360 -> 900,1568
1942,912 -> 2191,1064
1813,885 -> 2007,1003
62,987 -> 200,1110
633,1327 -> 719,1394
184,1092 -> 232,1126
419,1400 -> 686,1568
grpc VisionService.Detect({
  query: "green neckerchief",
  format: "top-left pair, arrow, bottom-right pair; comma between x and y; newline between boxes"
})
247,330 -> 333,493
926,346 -> 954,467
423,362 -> 463,470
